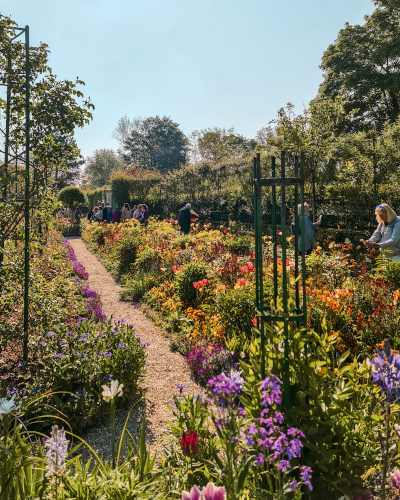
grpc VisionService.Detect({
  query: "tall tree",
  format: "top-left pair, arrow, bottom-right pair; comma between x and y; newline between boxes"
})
320,2 -> 400,133
53,134 -> 84,189
84,149 -> 123,189
112,115 -> 143,146
122,116 -> 187,172
191,127 -> 256,163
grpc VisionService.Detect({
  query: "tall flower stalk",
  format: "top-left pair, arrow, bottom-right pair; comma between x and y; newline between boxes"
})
44,425 -> 69,500
102,379 -> 124,468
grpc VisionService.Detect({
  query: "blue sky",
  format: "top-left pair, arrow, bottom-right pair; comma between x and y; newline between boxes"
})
3,0 -> 374,158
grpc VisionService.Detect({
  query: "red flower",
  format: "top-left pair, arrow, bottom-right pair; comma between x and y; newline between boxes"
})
180,430 -> 199,457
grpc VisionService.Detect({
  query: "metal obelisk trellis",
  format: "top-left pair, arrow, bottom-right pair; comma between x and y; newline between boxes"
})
1,25 -> 30,362
253,152 -> 307,410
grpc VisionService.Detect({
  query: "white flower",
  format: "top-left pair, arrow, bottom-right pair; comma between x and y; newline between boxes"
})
101,379 -> 124,402
44,425 -> 69,476
0,394 -> 20,420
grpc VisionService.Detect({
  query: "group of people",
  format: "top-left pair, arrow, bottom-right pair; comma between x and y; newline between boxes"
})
298,201 -> 400,261
87,202 -> 150,226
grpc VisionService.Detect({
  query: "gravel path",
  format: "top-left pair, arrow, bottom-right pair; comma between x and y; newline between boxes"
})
67,237 -> 201,463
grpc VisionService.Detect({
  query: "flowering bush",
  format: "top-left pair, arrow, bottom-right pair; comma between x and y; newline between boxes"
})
186,344 -> 230,385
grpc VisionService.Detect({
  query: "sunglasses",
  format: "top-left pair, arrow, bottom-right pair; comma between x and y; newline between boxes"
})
376,205 -> 383,209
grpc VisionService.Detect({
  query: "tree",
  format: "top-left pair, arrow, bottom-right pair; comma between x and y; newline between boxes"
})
84,149 -> 123,189
320,3 -> 400,133
53,134 -> 84,189
0,15 -> 94,245
112,115 -> 143,146
191,127 -> 256,163
58,186 -> 87,208
122,116 -> 187,172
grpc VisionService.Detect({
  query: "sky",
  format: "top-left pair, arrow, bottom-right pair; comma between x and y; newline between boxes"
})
2,0 -> 374,159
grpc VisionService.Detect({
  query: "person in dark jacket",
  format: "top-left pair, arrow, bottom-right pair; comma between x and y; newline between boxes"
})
178,203 -> 192,235
87,208 -> 94,222
141,204 -> 149,226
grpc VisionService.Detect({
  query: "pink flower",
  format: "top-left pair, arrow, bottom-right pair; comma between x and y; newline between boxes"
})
182,485 -> 201,500
247,263 -> 254,272
391,469 -> 400,490
182,483 -> 226,500
202,482 -> 226,500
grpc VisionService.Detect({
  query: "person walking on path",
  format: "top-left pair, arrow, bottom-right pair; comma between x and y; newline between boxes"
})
297,202 -> 321,256
121,203 -> 132,222
87,208 -> 94,223
178,203 -> 192,235
74,207 -> 81,224
361,204 -> 400,261
133,204 -> 143,220
107,206 -> 113,223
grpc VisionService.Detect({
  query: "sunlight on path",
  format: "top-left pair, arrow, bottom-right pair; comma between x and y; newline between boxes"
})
67,237 -> 201,460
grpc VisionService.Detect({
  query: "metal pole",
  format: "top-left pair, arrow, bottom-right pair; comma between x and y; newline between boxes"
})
281,152 -> 290,410
23,25 -> 30,363
4,54 -> 11,200
373,136 -> 377,198
294,157 -> 299,312
256,153 -> 265,377
271,157 -> 278,303
300,153 -> 306,326
253,157 -> 259,323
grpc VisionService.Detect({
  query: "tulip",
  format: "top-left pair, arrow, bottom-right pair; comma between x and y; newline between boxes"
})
180,430 -> 199,457
181,483 -> 226,500
391,469 -> 400,490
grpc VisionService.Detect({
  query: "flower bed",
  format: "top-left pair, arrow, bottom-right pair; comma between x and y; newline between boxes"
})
0,230 -> 147,432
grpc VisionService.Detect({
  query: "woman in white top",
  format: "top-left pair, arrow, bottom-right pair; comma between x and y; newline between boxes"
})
133,204 -> 143,220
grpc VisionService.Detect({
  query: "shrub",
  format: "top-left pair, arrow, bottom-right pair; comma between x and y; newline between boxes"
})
134,248 -> 162,274
18,318 -> 147,432
120,273 -> 160,302
225,235 -> 252,255
174,262 -> 208,304
216,286 -> 256,336
58,186 -> 87,208
186,344 -> 230,385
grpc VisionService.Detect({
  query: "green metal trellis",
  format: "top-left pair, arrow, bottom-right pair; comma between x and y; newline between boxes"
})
1,24 -> 30,362
253,152 -> 307,409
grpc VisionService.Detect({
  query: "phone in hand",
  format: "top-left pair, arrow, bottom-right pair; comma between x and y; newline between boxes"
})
318,215 -> 322,222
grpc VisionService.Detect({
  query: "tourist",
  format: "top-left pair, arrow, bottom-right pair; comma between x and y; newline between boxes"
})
190,208 -> 199,225
361,203 -> 400,260
133,204 -> 143,220
112,207 -> 120,223
74,207 -> 81,224
87,208 -> 94,222
297,202 -> 321,256
141,204 -> 149,226
94,206 -> 103,222
102,202 -> 108,222
131,205 -> 137,218
121,203 -> 132,222
178,203 -> 192,235
107,206 -> 113,223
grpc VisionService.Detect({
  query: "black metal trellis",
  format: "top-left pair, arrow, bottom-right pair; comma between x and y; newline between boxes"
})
253,152 -> 307,409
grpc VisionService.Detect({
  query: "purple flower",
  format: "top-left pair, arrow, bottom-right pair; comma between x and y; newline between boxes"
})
290,480 -> 298,492
56,353 -> 66,358
259,375 -> 282,407
277,459 -> 290,472
117,344 -> 126,348
66,332 -> 73,336
208,369 -> 244,399
300,466 -> 313,491
255,453 -> 265,465
47,332 -> 56,338
370,347 -> 400,399
104,351 -> 112,357
176,385 -> 186,393
78,336 -> 88,342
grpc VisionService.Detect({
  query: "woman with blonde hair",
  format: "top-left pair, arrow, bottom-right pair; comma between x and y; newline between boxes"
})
361,203 -> 400,260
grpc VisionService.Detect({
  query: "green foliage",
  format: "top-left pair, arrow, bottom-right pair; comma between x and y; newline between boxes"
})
375,253 -> 400,289
225,235 -> 252,255
121,115 -> 187,172
58,186 -> 87,208
86,187 -> 105,207
111,167 -> 162,208
120,274 -> 159,302
320,2 -> 400,133
174,262 -> 208,304
242,307 -> 377,499
84,148 -> 123,189
216,286 -> 256,336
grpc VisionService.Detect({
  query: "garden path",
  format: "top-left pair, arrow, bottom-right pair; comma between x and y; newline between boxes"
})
67,237 -> 201,462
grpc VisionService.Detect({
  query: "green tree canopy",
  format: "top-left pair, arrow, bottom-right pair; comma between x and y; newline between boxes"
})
121,116 -> 187,172
58,186 -> 87,208
84,149 -> 123,189
320,3 -> 400,133
190,127 -> 256,163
